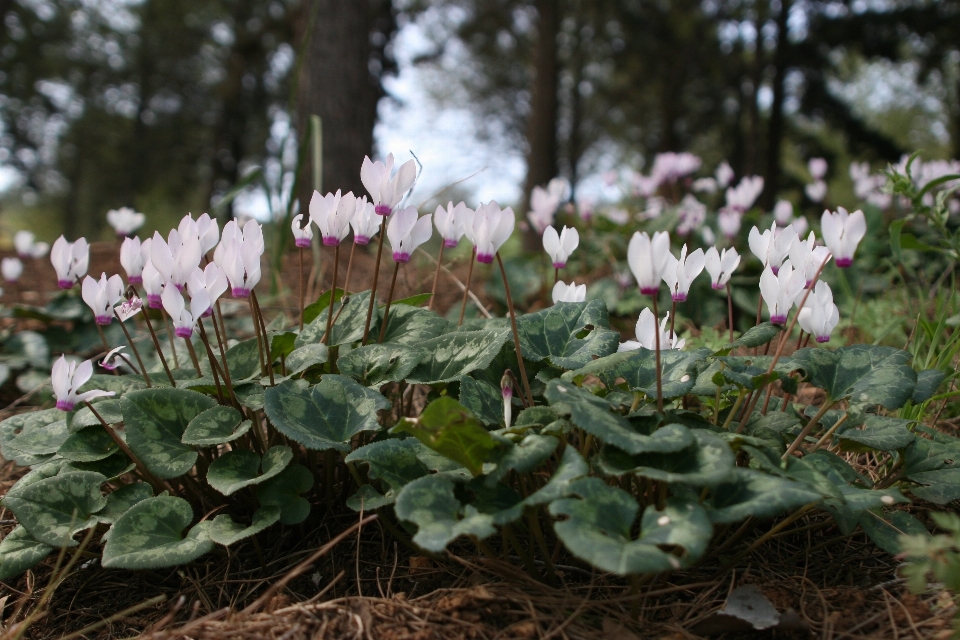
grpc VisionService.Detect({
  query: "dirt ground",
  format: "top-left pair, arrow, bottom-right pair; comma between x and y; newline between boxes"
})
0,242 -> 956,639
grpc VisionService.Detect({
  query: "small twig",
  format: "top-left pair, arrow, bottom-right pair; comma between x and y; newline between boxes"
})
458,252 -> 477,326
362,217 -> 388,345
496,253 -> 534,406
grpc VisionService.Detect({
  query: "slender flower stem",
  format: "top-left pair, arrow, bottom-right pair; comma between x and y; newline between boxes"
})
85,401 -> 168,495
211,303 -> 230,370
669,299 -> 677,341
215,299 -> 228,345
427,243 -> 445,311
651,295 -> 664,413
726,283 -> 735,344
496,253 -> 534,407
782,399 -> 835,459
320,297 -> 350,344
141,308 -> 176,386
362,217 -> 388,345
161,310 -> 181,369
196,320 -> 227,405
324,243 -> 341,345
184,338 -> 202,378
299,247 -> 305,331
458,252 -> 476,327
795,329 -> 806,351
554,266 -> 559,286
251,290 -> 275,386
113,310 -> 151,387
377,261 -> 401,343
247,296 -> 268,378
343,242 -> 357,294
754,293 -> 763,327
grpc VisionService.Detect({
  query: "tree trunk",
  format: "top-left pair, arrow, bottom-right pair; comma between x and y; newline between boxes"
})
521,0 -> 560,247
295,0 -> 392,211
761,0 -> 791,210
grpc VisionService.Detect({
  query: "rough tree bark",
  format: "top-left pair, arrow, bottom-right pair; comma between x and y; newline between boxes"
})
761,0 -> 791,210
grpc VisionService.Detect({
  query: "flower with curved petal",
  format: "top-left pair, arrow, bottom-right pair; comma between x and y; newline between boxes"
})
120,236 -> 150,284
310,190 -> 355,245
662,245 -> 705,302
552,280 -> 586,304
703,247 -> 740,290
360,153 -> 417,215
51,236 -> 89,289
465,201 -> 515,263
106,207 -> 145,237
188,263 -> 228,316
759,259 -> 805,324
808,157 -> 828,180
350,196 -> 379,244
627,231 -> 671,295
161,285 -> 209,338
789,232 -> 831,287
99,346 -> 129,372
797,281 -> 840,343
821,207 -> 866,267
434,201 -> 472,248
142,261 -> 165,309
291,214 -> 313,248
805,180 -> 827,203
81,273 -> 125,325
542,225 -> 579,269
2,257 -> 22,283
618,308 -> 684,352
196,213 -> 220,254
52,356 -> 115,412
14,231 -> 48,259
748,222 -> 797,274
387,206 -> 433,263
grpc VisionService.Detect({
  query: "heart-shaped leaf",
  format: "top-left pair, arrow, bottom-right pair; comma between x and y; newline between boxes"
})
912,369 -> 947,404
0,409 -> 64,465
394,474 -> 496,553
3,419 -> 69,461
564,348 -> 708,399
704,469 -> 821,523
405,328 -> 511,385
458,376 -> 503,427
2,471 -> 107,546
713,323 -> 782,356
264,377 -> 390,452
122,388 -> 215,479
379,305 -> 449,345
517,300 -> 620,369
206,446 -> 292,495
337,344 -> 426,387
859,509 -> 928,555
549,478 -> 712,575
545,380 -> 693,454
903,437 -> 960,504
181,406 -> 250,446
66,399 -> 123,432
345,438 -> 432,510
393,397 -> 506,476
58,427 -> 119,462
296,291 -> 377,348
0,527 -> 53,581
97,482 -> 154,524
256,464 -> 313,525
285,344 -> 329,375
596,428 -> 735,486
792,345 -> 917,408
225,338 -> 263,382
838,416 -> 916,452
207,507 -> 282,546
101,496 -> 213,569
303,288 -> 345,325
484,434 -> 557,483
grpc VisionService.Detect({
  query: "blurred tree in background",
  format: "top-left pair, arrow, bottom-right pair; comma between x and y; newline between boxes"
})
1,0 -> 960,238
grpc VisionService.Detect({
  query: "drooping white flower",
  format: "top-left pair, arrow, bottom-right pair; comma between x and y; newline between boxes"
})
434,201 -> 472,248
542,225 -> 579,269
188,263 -> 228,316
692,177 -> 717,194
759,259 -> 806,324
218,226 -> 263,298
821,207 -> 866,268
106,207 -> 145,237
142,261 -> 165,309
618,308 -> 684,352
161,285 -> 209,338
360,153 -> 417,216
552,280 -> 586,304
527,178 -> 567,234
120,236 -> 150,284
748,222 -> 797,274
718,210 -> 742,238
99,346 -> 129,372
774,200 -> 794,225
465,201 -> 515,264
151,229 -> 201,291
662,245 -> 705,302
387,206 -> 433,263
704,247 -> 740,290
196,213 -> 220,254
797,281 -> 840,343
805,180 -> 827,203
14,231 -> 48,259
50,236 -> 90,289
789,232 -> 832,287
627,231 -> 671,295
310,190 -> 356,245
291,214 -> 313,248
715,161 -> 734,188
724,176 -> 764,213
676,195 -> 706,235
350,196 -> 380,245
52,356 -> 115,412
651,152 -> 702,183
81,273 -> 125,325
2,257 -> 23,282
808,157 -> 828,180
501,371 -> 513,428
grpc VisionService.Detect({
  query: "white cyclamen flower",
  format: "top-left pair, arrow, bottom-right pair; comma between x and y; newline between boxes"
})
99,346 -> 129,372
291,214 -> 313,248
748,222 -> 797,274
434,201 -> 472,248
188,263 -> 228,316
351,196 -> 380,244
52,356 -> 115,411
552,280 -> 586,304
725,176 -> 764,213
310,190 -> 356,245
161,285 -> 209,338
196,213 -> 220,254
759,259 -> 806,324
1,257 -> 23,282
14,231 -> 48,259
51,236 -> 90,289
151,230 -> 201,290
527,178 -> 567,234
142,261 -> 165,309
718,210 -> 742,238
821,207 -> 866,268
704,247 -> 740,290
106,207 -> 145,237
618,308 -> 684,352
219,236 -> 262,298
501,371 -> 513,428
808,157 -> 828,180
797,281 -> 840,343
662,245 -> 705,302
120,236 -> 151,284
789,232 -> 832,287
805,180 -> 827,203
465,201 -> 515,264
360,153 -> 417,215
387,206 -> 433,263
773,200 -> 794,225
81,273 -> 125,325
542,225 -> 579,268
627,231 -> 671,295
715,161 -> 734,188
